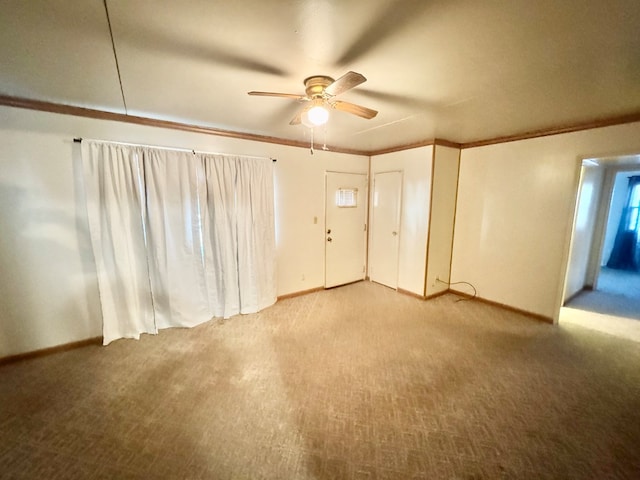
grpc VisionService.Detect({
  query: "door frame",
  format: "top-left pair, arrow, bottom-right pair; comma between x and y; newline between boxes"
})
557,153 -> 640,323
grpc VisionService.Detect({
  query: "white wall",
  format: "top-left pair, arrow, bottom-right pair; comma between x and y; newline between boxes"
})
275,150 -> 368,294
451,121 -> 640,321
0,119 -> 102,357
0,106 -> 367,357
425,145 -> 460,297
563,165 -> 605,300
370,146 -> 433,296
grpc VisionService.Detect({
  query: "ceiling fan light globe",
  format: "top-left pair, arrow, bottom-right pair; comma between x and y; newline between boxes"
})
307,105 -> 329,126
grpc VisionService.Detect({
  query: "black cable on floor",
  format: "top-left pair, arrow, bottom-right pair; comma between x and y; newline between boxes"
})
436,278 -> 477,302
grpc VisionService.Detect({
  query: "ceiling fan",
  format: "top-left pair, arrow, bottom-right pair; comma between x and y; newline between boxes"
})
248,71 -> 378,127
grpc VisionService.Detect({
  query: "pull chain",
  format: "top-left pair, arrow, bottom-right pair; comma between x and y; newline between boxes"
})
310,127 -> 314,155
322,124 -> 328,151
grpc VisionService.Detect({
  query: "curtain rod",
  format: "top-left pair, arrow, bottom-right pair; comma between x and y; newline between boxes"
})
73,137 -> 276,162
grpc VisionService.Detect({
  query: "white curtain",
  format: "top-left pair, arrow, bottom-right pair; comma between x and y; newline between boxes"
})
202,155 -> 277,319
81,141 -> 276,345
141,148 -> 210,329
202,154 -> 240,319
235,156 -> 277,313
81,142 -> 157,344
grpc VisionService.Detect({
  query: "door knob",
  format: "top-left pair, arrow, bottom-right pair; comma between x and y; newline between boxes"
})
327,229 -> 331,234
392,231 -> 397,236
327,237 -> 332,242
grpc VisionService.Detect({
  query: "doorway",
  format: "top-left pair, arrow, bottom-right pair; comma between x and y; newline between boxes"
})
324,172 -> 367,288
561,156 -> 640,341
369,171 -> 402,289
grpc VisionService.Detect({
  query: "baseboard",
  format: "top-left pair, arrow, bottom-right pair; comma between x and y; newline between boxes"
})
424,289 -> 449,300
277,286 -> 324,301
0,336 -> 103,367
450,289 -> 554,324
397,288 -> 426,300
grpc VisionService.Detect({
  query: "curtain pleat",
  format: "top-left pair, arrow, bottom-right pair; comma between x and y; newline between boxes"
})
81,141 -> 276,343
81,142 -> 157,344
236,157 -> 277,313
202,154 -> 240,318
142,148 -> 211,328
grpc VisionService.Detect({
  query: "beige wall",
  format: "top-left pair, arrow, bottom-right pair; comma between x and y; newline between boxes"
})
4,102 -> 640,356
274,150 -> 368,295
370,146 -> 433,296
0,106 -> 367,357
425,145 -> 460,297
451,121 -> 640,321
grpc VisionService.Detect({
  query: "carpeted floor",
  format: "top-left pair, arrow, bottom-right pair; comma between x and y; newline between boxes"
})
564,267 -> 640,320
1,281 -> 640,479
562,267 -> 640,341
596,267 -> 640,298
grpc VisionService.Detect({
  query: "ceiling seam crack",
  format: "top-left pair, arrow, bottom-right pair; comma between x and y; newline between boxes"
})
103,0 -> 128,114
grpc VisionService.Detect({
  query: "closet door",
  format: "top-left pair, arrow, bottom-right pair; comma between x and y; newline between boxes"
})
370,171 -> 402,288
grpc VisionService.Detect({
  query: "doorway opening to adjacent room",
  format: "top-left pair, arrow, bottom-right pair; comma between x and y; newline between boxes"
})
560,153 -> 640,341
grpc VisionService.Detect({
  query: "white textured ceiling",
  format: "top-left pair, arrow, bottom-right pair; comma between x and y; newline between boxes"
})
1,0 -> 639,152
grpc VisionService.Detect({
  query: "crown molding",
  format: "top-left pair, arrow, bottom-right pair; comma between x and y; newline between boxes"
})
2,94 -> 639,156
367,139 -> 436,156
0,94 -> 368,156
460,112 -> 640,149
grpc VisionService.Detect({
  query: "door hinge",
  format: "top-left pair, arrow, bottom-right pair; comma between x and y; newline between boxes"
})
364,223 -> 367,232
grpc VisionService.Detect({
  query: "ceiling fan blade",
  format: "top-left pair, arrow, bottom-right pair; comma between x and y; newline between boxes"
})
336,2 -> 427,66
332,100 -> 378,119
248,91 -> 305,100
324,71 -> 367,96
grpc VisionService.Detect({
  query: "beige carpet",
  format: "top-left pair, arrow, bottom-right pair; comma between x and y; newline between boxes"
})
1,281 -> 640,479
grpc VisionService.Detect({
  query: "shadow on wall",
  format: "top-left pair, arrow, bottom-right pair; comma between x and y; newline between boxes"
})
0,182 -> 30,352
0,144 -> 101,357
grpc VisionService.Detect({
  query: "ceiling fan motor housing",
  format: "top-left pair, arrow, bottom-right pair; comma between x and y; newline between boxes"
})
304,75 -> 334,98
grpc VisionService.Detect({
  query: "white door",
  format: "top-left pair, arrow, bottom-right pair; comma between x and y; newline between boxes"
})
370,171 -> 402,288
325,172 -> 367,288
